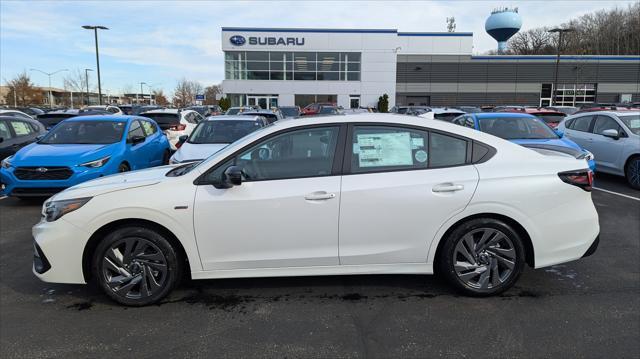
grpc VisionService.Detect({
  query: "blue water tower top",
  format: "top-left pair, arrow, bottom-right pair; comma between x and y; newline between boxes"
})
485,8 -> 522,53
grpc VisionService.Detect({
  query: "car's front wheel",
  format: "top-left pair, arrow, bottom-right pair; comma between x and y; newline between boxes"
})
92,226 -> 182,306
438,218 -> 526,296
625,156 -> 640,190
118,162 -> 130,173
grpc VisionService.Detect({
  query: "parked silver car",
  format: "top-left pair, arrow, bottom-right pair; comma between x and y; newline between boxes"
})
557,110 -> 640,189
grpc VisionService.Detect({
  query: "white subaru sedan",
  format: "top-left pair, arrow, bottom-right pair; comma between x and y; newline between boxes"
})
32,114 -> 599,306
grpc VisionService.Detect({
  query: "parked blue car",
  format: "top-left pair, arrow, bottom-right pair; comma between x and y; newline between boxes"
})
452,112 -> 596,171
0,115 -> 170,198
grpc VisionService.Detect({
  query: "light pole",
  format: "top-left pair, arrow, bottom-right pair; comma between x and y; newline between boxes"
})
82,25 -> 108,105
139,82 -> 147,105
84,68 -> 93,106
548,27 -> 575,106
29,68 -> 69,108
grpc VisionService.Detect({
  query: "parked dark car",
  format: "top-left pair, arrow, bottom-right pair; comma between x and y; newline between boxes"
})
131,105 -> 164,115
390,106 -> 431,114
238,109 -> 284,123
279,106 -> 301,118
454,106 -> 482,113
0,115 -> 46,161
117,105 -> 134,115
7,107 -> 45,118
186,105 -> 223,117
36,109 -> 111,130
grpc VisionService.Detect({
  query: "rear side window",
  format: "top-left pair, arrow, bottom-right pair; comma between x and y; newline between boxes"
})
141,120 -> 157,136
568,115 -> 593,132
429,132 -> 468,167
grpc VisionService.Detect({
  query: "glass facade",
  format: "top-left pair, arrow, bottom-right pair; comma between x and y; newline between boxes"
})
540,83 -> 597,106
225,51 -> 361,81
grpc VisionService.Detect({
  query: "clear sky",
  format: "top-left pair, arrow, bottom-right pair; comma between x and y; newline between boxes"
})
1,0 -> 636,97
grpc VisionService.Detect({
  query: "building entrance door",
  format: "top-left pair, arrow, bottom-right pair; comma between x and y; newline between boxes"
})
247,95 -> 278,109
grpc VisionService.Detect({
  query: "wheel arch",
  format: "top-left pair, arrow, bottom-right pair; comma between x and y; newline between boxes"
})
624,153 -> 640,172
432,213 -> 535,273
81,218 -> 191,283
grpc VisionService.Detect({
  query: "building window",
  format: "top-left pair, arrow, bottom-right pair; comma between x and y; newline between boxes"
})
225,51 -> 361,82
295,94 -> 337,107
541,83 -> 597,107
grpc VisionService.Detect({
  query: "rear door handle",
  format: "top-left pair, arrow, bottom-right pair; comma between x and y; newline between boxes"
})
305,191 -> 336,201
432,183 -> 464,193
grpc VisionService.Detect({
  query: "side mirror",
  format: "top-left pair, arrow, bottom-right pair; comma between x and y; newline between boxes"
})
554,129 -> 564,138
178,135 -> 188,144
129,135 -> 145,145
602,129 -> 620,140
214,166 -> 243,189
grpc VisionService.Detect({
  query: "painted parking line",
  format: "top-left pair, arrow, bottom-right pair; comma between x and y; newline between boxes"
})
593,187 -> 640,201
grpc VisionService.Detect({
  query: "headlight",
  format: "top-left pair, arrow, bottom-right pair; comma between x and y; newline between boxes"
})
1,156 -> 13,169
583,151 -> 594,161
79,156 -> 110,168
44,197 -> 92,222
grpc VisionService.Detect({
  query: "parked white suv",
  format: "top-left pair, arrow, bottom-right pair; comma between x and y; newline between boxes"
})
140,109 -> 203,150
32,113 -> 599,306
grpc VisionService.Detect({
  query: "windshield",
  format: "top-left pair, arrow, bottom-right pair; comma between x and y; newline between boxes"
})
188,120 -> 262,144
40,121 -> 125,144
534,114 -> 566,124
619,114 -> 640,135
280,107 -> 299,117
478,116 -> 559,140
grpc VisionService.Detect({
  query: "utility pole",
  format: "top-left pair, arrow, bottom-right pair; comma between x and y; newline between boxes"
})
140,82 -> 147,105
549,28 -> 575,106
82,25 -> 108,105
29,68 -> 69,109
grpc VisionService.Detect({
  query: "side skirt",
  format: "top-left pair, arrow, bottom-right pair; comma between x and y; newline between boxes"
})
190,263 -> 433,280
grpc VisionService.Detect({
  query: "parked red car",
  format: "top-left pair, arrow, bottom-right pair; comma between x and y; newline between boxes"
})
301,102 -> 336,115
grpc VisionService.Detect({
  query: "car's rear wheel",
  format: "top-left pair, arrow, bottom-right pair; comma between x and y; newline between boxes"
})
92,226 -> 182,306
118,162 -> 130,173
438,218 -> 525,296
625,156 -> 640,190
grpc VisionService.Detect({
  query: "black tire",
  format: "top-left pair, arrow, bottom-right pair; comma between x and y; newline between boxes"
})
92,225 -> 182,306
438,218 -> 526,296
118,162 -> 130,173
625,155 -> 640,190
162,150 -> 171,165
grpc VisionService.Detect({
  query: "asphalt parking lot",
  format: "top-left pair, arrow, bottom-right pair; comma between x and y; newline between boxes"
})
0,175 -> 638,359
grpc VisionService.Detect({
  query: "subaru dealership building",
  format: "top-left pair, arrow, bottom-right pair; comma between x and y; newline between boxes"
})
221,27 -> 640,109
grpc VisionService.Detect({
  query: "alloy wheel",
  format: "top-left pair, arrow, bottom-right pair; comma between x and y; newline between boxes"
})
453,228 -> 516,290
628,158 -> 640,188
101,237 -> 168,300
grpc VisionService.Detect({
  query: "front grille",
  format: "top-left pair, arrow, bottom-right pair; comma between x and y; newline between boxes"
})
14,167 -> 73,180
11,187 -> 66,197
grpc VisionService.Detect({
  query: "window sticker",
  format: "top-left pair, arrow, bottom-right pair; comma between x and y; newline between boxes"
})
414,150 -> 428,163
357,132 -> 413,167
629,119 -> 640,128
411,137 -> 425,149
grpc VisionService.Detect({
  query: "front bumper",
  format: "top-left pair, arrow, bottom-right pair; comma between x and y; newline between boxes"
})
1,165 -> 114,197
32,217 -> 89,284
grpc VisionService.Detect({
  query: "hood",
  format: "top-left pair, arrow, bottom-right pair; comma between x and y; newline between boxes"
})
52,165 -> 175,200
171,142 -> 228,163
11,142 -> 120,167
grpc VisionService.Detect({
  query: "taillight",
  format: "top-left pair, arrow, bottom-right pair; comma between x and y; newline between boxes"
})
558,170 -> 593,191
175,141 -> 183,149
170,124 -> 186,131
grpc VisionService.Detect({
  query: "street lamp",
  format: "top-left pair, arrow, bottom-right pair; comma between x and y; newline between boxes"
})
82,25 -> 108,105
548,27 -> 575,106
29,68 -> 69,108
84,68 -> 93,106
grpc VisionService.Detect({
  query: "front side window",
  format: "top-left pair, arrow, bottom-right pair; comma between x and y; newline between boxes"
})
593,116 -> 622,136
40,121 -> 126,144
0,121 -> 13,140
10,120 -> 33,136
350,126 -> 429,173
141,120 -> 157,136
225,127 -> 340,181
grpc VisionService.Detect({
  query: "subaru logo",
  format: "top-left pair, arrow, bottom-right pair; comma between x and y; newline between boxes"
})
36,167 -> 48,173
229,35 -> 246,46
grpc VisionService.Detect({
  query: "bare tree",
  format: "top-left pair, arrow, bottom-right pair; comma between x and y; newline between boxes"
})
63,69 -> 90,106
204,84 -> 222,105
172,78 -> 203,107
152,89 -> 169,106
4,71 -> 43,106
446,17 -> 456,33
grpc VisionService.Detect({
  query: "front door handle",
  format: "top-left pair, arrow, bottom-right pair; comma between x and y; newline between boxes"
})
305,191 -> 336,201
432,183 -> 464,193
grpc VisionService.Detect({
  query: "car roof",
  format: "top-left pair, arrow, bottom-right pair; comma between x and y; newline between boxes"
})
430,108 -> 465,114
64,115 -> 131,122
570,110 -> 639,117
472,112 -> 537,119
205,115 -> 262,121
